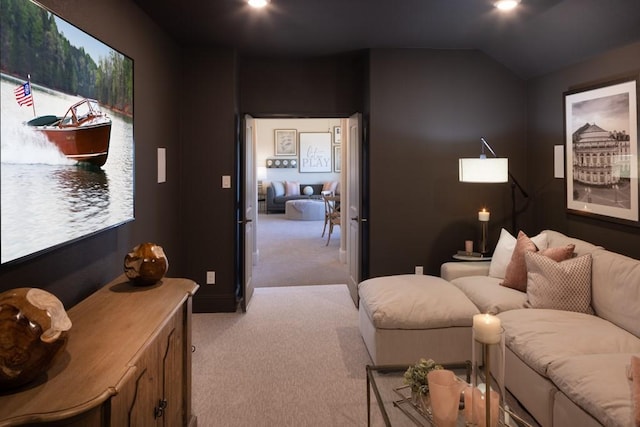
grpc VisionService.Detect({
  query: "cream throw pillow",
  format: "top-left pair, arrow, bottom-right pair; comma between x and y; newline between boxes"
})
284,181 -> 300,196
489,229 -> 548,279
525,251 -> 594,314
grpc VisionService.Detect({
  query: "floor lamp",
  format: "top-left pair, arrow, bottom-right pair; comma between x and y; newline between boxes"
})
459,138 -> 529,234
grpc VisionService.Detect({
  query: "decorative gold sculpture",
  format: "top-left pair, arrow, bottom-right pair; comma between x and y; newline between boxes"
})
124,243 -> 169,286
0,288 -> 72,390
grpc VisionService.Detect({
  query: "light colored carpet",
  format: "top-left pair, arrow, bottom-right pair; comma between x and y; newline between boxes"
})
192,285 -> 377,426
252,213 -> 348,287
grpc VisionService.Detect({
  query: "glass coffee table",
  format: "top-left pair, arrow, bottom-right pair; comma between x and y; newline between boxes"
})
366,362 -> 534,427
366,362 -> 470,427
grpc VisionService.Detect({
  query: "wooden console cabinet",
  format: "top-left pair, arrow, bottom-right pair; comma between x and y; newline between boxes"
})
0,275 -> 199,426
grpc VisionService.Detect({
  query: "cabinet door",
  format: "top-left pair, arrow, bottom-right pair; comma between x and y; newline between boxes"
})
111,309 -> 184,426
161,308 -> 185,426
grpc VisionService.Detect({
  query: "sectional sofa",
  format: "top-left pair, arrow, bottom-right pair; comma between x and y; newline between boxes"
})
358,229 -> 640,427
265,182 -> 324,213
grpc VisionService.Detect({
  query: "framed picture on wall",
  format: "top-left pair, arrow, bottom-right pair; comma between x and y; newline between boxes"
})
274,129 -> 297,156
299,132 -> 332,173
334,145 -> 341,172
564,76 -> 638,225
1,0 -> 134,265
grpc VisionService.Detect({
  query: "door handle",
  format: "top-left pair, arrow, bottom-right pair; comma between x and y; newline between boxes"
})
237,219 -> 253,224
351,217 -> 368,222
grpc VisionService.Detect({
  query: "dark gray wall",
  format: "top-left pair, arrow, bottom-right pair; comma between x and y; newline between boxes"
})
239,53 -> 365,116
180,47 -> 238,312
368,49 -> 528,276
0,0 -> 184,308
527,41 -> 640,259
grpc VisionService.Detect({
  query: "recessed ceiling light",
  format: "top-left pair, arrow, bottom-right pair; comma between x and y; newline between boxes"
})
494,0 -> 520,11
248,0 -> 269,8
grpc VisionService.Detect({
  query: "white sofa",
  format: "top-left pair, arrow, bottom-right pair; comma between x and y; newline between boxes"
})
441,230 -> 640,427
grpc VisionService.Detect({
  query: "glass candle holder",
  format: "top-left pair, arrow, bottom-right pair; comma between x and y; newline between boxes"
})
471,315 -> 505,427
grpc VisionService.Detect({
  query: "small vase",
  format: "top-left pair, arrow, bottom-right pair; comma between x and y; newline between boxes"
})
419,393 -> 431,414
124,243 -> 169,286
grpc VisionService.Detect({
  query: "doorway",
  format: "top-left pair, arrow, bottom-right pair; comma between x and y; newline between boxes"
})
239,115 -> 364,310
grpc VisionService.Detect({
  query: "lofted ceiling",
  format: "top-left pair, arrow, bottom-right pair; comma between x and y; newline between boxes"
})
133,0 -> 640,79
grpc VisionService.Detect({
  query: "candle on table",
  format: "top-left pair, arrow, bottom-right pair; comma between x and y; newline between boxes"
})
478,208 -> 490,222
465,240 -> 474,253
473,313 -> 502,344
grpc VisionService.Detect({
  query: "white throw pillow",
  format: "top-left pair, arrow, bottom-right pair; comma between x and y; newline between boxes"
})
488,229 -> 548,279
272,181 -> 285,197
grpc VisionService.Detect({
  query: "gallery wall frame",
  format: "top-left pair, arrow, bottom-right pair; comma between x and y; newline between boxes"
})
299,132 -> 332,173
274,129 -> 297,156
564,76 -> 638,226
334,145 -> 341,172
0,0 -> 135,265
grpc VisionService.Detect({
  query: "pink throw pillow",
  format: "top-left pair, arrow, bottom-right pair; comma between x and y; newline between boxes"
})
501,231 -> 538,292
322,181 -> 338,193
539,244 -> 575,262
284,181 -> 300,196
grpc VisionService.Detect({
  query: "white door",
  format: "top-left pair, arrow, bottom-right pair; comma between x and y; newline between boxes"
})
347,113 -> 363,306
241,115 -> 256,312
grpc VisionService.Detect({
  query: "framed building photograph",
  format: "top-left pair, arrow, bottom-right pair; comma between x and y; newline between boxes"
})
274,129 -> 297,156
299,132 -> 332,173
1,0 -> 134,265
564,76 -> 638,225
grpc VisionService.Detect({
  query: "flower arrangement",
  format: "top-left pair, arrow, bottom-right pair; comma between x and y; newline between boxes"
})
403,358 -> 443,396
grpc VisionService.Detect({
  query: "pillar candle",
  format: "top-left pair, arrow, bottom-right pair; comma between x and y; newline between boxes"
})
478,208 -> 490,222
473,313 -> 502,344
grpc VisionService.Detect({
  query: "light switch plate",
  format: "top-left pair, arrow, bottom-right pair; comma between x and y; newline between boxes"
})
222,175 -> 231,188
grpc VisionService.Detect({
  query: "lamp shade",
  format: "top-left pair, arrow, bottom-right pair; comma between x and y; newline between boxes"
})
256,166 -> 267,181
459,158 -> 508,183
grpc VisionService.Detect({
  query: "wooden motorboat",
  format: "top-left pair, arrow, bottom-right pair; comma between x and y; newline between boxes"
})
26,98 -> 112,167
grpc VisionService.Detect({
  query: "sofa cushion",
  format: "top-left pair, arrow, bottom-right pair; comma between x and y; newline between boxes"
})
489,229 -> 548,279
547,353 -> 638,427
358,274 -> 479,329
450,275 -> 527,314
498,309 -> 640,377
284,181 -> 300,196
525,252 -> 594,314
591,249 -> 640,338
542,229 -> 602,257
272,181 -> 285,197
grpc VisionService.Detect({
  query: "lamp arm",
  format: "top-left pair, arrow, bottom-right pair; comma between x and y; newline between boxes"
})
481,137 -> 528,198
508,172 -> 529,198
480,137 -> 498,158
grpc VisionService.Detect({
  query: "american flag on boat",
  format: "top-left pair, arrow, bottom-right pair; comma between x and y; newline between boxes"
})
14,81 -> 34,107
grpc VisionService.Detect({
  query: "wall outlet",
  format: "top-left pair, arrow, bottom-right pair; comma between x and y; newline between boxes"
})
206,271 -> 215,285
415,266 -> 423,275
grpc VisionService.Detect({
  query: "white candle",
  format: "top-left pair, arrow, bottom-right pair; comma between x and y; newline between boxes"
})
478,209 -> 490,222
473,313 -> 502,344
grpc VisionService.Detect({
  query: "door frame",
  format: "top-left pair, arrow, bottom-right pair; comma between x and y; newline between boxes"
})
235,112 -> 369,309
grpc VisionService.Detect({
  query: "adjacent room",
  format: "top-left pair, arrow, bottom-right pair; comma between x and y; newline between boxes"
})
251,118 -> 349,288
1,0 -> 639,426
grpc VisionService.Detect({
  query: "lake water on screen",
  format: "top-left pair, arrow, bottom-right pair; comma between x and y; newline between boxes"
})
1,76 -> 134,264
